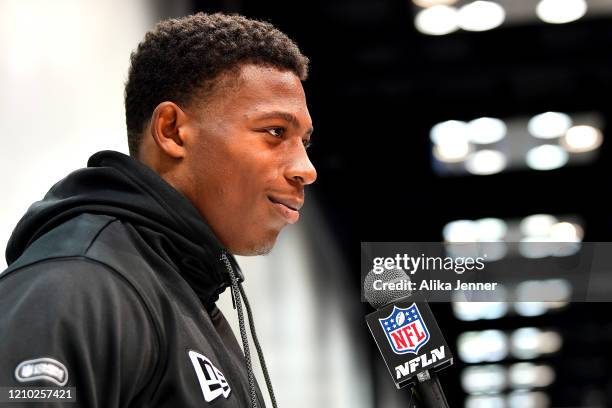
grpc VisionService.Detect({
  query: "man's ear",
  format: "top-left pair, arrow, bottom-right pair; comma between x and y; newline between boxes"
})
149,101 -> 189,159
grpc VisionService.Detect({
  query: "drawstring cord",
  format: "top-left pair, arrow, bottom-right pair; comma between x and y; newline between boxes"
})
239,284 -> 278,408
221,253 -> 258,408
221,253 -> 278,408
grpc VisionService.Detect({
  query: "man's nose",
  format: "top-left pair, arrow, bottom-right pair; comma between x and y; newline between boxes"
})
285,142 -> 317,186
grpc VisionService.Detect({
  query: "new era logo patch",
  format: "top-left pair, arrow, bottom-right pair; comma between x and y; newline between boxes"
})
188,350 -> 231,402
14,357 -> 69,386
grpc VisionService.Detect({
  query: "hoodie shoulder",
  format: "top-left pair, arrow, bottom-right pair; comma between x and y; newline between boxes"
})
2,213 -> 117,277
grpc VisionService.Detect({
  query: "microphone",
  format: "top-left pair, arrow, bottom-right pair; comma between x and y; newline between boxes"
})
364,266 -> 453,407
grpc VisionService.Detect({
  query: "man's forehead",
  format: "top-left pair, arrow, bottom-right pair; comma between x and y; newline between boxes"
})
227,66 -> 310,119
232,65 -> 306,104
237,64 -> 303,88
193,64 -> 310,126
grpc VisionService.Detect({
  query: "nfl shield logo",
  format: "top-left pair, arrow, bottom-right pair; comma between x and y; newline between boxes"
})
379,303 -> 430,355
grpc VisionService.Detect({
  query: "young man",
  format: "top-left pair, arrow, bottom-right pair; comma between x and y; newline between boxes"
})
0,12 -> 316,408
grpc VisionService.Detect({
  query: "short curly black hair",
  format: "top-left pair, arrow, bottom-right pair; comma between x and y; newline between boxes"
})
124,12 -> 309,157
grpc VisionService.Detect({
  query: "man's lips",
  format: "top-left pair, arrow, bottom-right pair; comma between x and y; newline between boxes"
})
268,196 -> 303,211
268,195 -> 303,224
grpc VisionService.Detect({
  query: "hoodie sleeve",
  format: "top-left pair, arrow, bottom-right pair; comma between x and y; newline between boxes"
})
0,258 -> 160,408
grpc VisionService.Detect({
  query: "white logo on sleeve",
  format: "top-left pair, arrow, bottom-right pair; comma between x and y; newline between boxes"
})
15,357 -> 69,386
188,350 -> 231,402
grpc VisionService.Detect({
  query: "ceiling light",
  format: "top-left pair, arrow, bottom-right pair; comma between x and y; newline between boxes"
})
526,144 -> 569,170
458,1 -> 505,32
412,0 -> 458,8
465,149 -> 507,175
415,5 -> 459,36
467,117 -> 507,144
528,112 -> 572,139
536,0 -> 587,24
561,125 -> 603,153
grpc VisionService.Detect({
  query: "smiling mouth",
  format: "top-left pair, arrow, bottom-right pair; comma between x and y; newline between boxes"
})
268,196 -> 301,211
268,196 -> 301,224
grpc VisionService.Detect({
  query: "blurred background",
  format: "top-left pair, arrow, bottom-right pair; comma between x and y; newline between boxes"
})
2,0 -> 612,407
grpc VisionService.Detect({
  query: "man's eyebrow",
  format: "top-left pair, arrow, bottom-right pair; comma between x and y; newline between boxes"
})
254,111 -> 314,135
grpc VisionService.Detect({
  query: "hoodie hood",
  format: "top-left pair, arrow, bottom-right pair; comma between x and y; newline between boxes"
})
5,150 -> 242,307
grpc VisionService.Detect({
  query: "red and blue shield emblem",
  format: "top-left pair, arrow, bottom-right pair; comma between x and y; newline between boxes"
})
379,303 -> 430,355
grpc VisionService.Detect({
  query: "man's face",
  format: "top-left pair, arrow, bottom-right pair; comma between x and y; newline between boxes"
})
182,64 -> 317,255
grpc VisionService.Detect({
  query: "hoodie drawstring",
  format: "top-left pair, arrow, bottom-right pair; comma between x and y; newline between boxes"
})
239,284 -> 278,408
221,253 -> 278,408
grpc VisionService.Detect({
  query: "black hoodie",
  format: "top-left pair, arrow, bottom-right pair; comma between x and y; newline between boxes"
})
0,150 -> 267,407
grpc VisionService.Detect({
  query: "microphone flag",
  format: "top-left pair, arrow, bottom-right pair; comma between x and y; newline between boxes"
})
366,295 -> 453,389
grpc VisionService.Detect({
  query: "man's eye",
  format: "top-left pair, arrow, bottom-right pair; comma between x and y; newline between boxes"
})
266,128 -> 285,138
303,139 -> 312,150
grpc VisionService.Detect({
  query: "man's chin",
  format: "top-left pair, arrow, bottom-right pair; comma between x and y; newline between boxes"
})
230,235 -> 278,256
